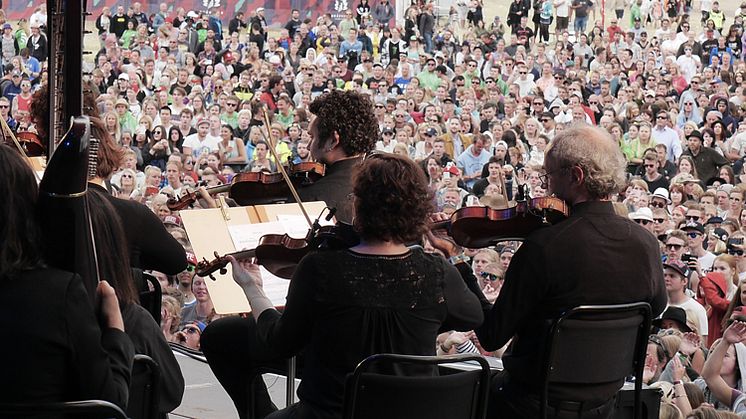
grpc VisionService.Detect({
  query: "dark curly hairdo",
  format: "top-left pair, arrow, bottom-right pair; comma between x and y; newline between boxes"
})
308,90 -> 377,156
352,153 -> 433,243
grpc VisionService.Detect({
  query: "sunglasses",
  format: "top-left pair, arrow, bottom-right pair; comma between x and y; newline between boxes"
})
480,272 -> 502,282
653,218 -> 666,224
729,249 -> 745,256
635,219 -> 651,225
666,243 -> 683,250
519,71 -> 527,75
650,201 -> 667,209
186,264 -> 195,272
685,215 -> 700,221
644,164 -> 656,168
121,174 -> 133,178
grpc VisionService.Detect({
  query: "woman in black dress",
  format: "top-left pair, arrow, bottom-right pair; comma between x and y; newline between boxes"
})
201,152 -> 484,419
0,144 -> 134,409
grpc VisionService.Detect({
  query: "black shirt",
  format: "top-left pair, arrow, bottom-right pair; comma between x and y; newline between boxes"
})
296,157 -> 363,224
475,201 -> 667,402
90,183 -> 187,274
255,248 -> 484,416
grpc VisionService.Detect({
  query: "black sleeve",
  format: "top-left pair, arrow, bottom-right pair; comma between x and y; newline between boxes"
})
475,240 -> 547,351
66,276 -> 135,410
441,261 -> 485,332
127,305 -> 185,413
129,202 -> 187,274
255,255 -> 317,357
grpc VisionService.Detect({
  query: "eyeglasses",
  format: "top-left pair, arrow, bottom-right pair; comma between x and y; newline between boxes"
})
687,232 -> 701,238
480,272 -> 502,282
685,102 -> 694,106
0,105 -> 8,109
650,201 -> 666,209
383,132 -> 394,136
121,174 -> 133,178
538,166 -> 568,189
653,218 -> 666,224
589,101 -> 598,105
534,101 -> 544,106
691,80 -> 700,84
729,249 -> 745,256
685,215 -> 700,221
226,103 -> 237,107
635,219 -> 651,225
666,243 -> 683,250
183,327 -> 201,335
375,105 -> 384,108
644,164 -> 656,168
648,335 -> 672,359
519,71 -> 527,75
541,118 -> 551,122
657,115 -> 668,119
395,114 -> 405,118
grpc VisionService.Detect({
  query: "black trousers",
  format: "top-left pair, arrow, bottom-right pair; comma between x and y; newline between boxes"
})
488,370 -> 615,419
202,315 -> 301,419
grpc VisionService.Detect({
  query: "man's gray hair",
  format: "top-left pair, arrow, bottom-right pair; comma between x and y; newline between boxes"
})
545,124 -> 626,199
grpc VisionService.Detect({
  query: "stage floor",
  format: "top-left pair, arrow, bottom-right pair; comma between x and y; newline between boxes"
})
169,351 -> 298,419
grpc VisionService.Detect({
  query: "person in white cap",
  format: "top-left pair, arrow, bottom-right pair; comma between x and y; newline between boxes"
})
651,187 -> 672,212
630,207 -> 656,234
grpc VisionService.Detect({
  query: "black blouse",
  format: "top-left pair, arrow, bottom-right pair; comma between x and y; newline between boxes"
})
255,247 -> 484,415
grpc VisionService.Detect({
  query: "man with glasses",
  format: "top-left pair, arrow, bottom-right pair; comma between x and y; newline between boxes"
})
471,125 -> 666,418
642,151 -> 670,191
630,207 -> 656,234
652,208 -> 672,239
683,221 -> 716,272
0,96 -> 17,132
652,110 -> 682,163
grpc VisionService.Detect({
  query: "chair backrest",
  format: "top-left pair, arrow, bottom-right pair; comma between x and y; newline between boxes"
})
139,271 -> 162,324
343,353 -> 490,419
127,354 -> 161,419
541,303 -> 652,418
0,399 -> 128,418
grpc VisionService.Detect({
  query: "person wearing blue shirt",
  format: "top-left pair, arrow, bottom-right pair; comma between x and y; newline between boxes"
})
339,29 -> 363,64
457,134 -> 492,190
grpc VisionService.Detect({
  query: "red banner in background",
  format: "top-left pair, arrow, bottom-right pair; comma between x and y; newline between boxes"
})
4,0 -> 350,28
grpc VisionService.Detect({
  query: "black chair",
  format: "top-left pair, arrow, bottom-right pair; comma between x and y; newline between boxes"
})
127,354 -> 161,419
540,303 -> 652,419
0,399 -> 127,418
343,353 -> 490,419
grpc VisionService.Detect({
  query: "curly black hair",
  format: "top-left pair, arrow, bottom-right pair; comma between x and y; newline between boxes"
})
352,153 -> 434,244
308,90 -> 377,156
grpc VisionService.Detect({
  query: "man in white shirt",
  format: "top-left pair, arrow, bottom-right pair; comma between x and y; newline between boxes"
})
683,221 -> 717,272
664,259 -> 709,339
652,110 -> 683,162
182,117 -> 220,157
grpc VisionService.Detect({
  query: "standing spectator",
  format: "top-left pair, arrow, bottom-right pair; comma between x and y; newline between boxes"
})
508,0 -> 529,31
152,3 -> 169,33
356,0 -> 372,25
554,0 -> 570,33
110,5 -> 129,39
95,7 -> 111,49
373,0 -> 395,28
250,7 -> 268,41
284,9 -> 301,38
130,2 -> 149,28
26,24 -> 46,63
571,0 -> 593,35
418,3 -> 436,53
229,12 -> 247,36
1,23 -> 15,66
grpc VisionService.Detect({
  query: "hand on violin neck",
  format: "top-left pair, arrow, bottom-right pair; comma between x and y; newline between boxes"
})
228,255 -> 263,290
425,229 -> 462,258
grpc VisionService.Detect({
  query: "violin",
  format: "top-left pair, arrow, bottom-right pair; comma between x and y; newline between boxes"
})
15,131 -> 46,157
167,162 -> 328,210
432,187 -> 569,248
197,221 -> 359,280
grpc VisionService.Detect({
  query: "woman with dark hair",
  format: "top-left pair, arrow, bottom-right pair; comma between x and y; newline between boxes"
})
0,144 -> 134,409
86,187 -> 185,414
143,124 -> 171,171
168,125 -> 185,153
201,153 -> 484,419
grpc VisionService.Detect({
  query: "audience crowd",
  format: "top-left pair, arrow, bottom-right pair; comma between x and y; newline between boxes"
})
11,0 -> 746,415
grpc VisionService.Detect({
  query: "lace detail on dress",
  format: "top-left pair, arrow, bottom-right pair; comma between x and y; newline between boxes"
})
313,248 -> 446,309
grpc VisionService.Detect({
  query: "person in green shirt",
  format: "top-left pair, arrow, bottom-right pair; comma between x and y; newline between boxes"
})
14,19 -> 29,52
220,95 -> 240,129
275,96 -> 295,129
120,20 -> 137,49
417,57 -> 441,92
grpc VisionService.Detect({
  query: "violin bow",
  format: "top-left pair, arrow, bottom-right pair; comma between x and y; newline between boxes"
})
0,117 -> 42,183
260,106 -> 314,228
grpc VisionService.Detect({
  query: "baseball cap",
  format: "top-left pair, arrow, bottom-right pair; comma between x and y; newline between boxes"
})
682,221 -> 705,234
163,215 -> 183,228
2,23 -> 11,30
425,127 -> 438,136
663,259 -> 690,278
118,73 -> 130,81
196,117 -> 210,127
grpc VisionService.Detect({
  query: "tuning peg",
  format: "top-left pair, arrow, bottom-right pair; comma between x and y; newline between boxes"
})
209,274 -> 217,281
219,267 -> 227,275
